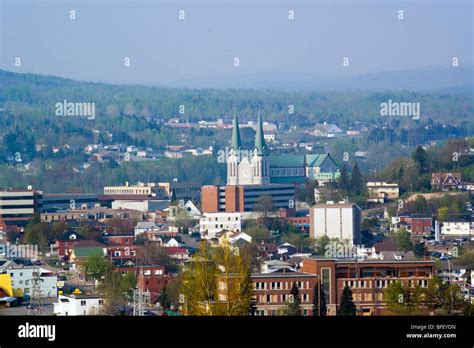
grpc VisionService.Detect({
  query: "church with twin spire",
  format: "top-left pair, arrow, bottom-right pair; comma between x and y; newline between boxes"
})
227,111 -> 270,186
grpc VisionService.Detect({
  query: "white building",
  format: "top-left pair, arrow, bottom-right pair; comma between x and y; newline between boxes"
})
366,181 -> 399,203
53,294 -> 105,316
441,220 -> 473,237
5,266 -> 57,298
309,202 -> 361,244
134,221 -> 158,236
199,212 -> 242,239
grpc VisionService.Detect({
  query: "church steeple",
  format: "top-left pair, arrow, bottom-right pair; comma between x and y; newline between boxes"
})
254,109 -> 266,155
231,110 -> 242,150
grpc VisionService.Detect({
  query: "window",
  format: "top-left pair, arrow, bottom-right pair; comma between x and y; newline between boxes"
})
321,268 -> 331,304
81,300 -> 86,306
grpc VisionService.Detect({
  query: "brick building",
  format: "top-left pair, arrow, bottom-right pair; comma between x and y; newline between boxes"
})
135,265 -> 174,303
391,214 -> 433,240
251,270 -> 319,316
300,256 -> 435,316
201,184 -> 295,213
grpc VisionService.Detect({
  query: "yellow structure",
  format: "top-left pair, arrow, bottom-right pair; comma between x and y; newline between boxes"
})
0,274 -> 14,297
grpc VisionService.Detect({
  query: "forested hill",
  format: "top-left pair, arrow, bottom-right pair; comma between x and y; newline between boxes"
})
0,69 -> 473,127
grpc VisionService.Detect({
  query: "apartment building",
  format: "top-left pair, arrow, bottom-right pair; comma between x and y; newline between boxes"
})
199,212 -> 242,239
309,202 -> 361,244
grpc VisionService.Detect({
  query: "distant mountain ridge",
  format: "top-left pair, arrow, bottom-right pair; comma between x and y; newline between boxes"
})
168,67 -> 474,92
0,66 -> 473,93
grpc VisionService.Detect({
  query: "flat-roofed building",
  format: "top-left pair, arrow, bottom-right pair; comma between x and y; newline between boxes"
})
300,256 -> 435,316
104,182 -> 153,195
199,212 -> 242,239
251,270 -> 319,316
42,194 -> 99,212
309,202 -> 361,244
0,189 -> 43,225
366,181 -> 399,203
201,184 -> 295,214
53,294 -> 105,316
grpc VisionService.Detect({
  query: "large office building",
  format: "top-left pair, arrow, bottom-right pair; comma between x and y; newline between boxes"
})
104,181 -> 200,202
0,189 -> 43,225
42,194 -> 99,212
309,202 -> 362,244
201,184 -> 295,213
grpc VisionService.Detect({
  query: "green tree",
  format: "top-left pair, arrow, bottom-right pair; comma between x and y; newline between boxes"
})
77,224 -> 102,241
350,162 -> 363,196
385,281 -> 411,314
181,243 -> 253,316
254,195 -> 275,224
437,207 -> 449,224
99,269 -> 136,315
338,164 -> 350,192
424,276 -> 465,313
413,195 -> 429,214
414,242 -> 427,257
84,254 -> 111,281
395,229 -> 414,252
244,225 -> 270,243
284,282 -> 301,316
412,146 -> 428,174
337,286 -> 356,316
158,286 -> 170,310
314,235 -> 331,255
312,282 -> 327,316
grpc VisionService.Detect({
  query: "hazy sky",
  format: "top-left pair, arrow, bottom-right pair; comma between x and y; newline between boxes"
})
1,0 -> 472,84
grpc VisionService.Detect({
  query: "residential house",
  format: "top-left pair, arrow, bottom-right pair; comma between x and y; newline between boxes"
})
313,123 -> 343,138
431,172 -> 462,191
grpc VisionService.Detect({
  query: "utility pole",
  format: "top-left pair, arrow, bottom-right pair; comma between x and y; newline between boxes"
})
133,288 -> 150,316
448,258 -> 454,313
28,267 -> 44,316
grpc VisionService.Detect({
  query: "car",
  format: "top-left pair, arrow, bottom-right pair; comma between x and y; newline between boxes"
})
22,295 -> 31,303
